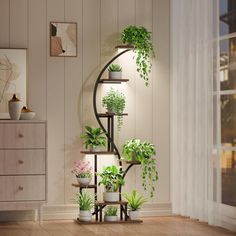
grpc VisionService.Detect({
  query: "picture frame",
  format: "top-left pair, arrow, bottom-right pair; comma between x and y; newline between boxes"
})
0,48 -> 27,119
50,22 -> 77,57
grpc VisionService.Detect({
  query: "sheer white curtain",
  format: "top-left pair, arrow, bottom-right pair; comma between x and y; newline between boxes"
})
171,0 -> 215,223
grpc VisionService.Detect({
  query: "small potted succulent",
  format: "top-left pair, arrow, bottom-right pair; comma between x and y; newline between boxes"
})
123,190 -> 147,220
97,165 -> 125,202
108,63 -> 122,80
121,25 -> 155,86
71,160 -> 93,186
80,126 -> 106,151
73,190 -> 94,222
122,139 -> 158,198
102,88 -> 126,130
104,206 -> 118,222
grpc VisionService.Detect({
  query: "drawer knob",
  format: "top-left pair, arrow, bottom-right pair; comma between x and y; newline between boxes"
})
18,160 -> 24,164
18,186 -> 24,191
18,133 -> 24,138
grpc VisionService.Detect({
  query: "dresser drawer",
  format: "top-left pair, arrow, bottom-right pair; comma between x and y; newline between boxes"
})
0,176 -> 46,201
0,123 -> 46,149
0,150 -> 46,175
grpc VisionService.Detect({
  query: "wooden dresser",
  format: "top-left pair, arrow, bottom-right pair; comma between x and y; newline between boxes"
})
0,120 -> 47,222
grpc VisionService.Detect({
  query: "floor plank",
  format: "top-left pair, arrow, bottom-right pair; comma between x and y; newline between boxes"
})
0,217 -> 234,236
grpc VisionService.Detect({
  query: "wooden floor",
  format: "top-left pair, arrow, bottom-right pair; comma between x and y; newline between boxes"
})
0,216 -> 235,236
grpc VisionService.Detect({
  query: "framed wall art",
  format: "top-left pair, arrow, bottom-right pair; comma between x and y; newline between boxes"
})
0,48 -> 27,119
50,22 -> 77,57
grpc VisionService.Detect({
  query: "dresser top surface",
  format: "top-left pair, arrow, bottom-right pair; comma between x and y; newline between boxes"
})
0,120 -> 46,124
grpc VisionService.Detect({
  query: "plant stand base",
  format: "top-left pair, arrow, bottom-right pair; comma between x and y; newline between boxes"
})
74,218 -> 143,224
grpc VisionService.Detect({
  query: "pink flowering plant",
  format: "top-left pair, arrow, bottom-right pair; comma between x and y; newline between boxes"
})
72,160 -> 93,178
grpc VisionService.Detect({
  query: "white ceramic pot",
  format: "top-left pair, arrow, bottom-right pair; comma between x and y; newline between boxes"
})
103,192 -> 119,202
104,215 -> 118,222
8,94 -> 22,120
20,111 -> 36,120
77,177 -> 92,186
79,210 -> 92,222
109,71 -> 122,80
129,210 -> 140,220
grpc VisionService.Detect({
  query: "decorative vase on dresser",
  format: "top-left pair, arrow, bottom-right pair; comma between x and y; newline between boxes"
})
0,120 -> 47,223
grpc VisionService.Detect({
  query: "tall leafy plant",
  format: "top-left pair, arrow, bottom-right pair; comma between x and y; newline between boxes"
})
97,165 -> 125,192
122,139 -> 158,198
80,126 -> 106,150
102,88 -> 126,131
121,25 -> 155,86
73,191 -> 94,211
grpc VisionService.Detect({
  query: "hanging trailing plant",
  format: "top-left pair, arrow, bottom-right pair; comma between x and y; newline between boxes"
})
121,25 -> 155,86
122,139 -> 158,198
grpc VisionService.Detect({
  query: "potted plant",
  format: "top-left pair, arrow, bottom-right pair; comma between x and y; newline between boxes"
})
108,63 -> 122,80
104,206 -> 118,222
73,190 -> 94,222
71,160 -> 93,186
102,88 -> 126,130
122,139 -> 158,198
123,190 -> 147,220
97,165 -> 125,202
80,126 -> 106,151
121,25 -> 155,86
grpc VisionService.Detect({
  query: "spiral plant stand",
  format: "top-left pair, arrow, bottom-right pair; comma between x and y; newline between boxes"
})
73,45 -> 142,224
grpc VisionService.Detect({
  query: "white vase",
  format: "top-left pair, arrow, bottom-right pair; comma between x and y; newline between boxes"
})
109,71 -> 122,80
103,192 -> 119,202
77,177 -> 92,186
79,210 -> 92,222
129,210 -> 140,220
104,215 -> 118,222
8,94 -> 22,120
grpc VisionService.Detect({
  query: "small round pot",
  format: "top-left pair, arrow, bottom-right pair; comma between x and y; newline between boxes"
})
104,215 -> 118,222
88,145 -> 100,152
129,210 -> 140,220
109,71 -> 122,80
103,192 -> 119,202
79,210 -> 92,222
77,177 -> 92,186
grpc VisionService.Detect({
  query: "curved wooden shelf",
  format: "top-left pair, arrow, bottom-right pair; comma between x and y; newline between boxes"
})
125,160 -> 141,165
99,78 -> 129,84
115,44 -> 134,49
72,183 -> 97,188
80,151 -> 116,155
74,219 -> 143,224
98,113 -> 128,117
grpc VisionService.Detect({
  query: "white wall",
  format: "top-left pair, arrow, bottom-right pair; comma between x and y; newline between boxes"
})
0,0 -> 170,219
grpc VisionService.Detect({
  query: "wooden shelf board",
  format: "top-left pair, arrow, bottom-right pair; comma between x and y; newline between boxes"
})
99,79 -> 129,84
98,113 -> 128,117
96,201 -> 128,206
80,151 -> 116,155
125,161 -> 141,165
74,219 -> 142,224
115,45 -> 134,49
72,183 -> 97,188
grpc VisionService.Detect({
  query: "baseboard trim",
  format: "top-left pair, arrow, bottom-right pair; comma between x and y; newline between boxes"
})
0,202 -> 172,221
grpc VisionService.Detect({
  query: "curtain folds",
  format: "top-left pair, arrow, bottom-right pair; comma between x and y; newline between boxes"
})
171,0 -> 215,223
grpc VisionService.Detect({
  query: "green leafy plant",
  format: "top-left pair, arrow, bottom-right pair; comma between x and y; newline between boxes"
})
122,139 -> 158,198
123,190 -> 147,211
80,126 -> 106,150
121,25 -> 155,86
104,206 -> 118,216
73,190 -> 94,211
102,88 -> 126,131
97,165 -> 125,192
108,63 -> 122,72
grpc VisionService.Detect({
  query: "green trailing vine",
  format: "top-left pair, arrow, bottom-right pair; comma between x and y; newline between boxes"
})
122,139 -> 158,198
121,25 -> 155,86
